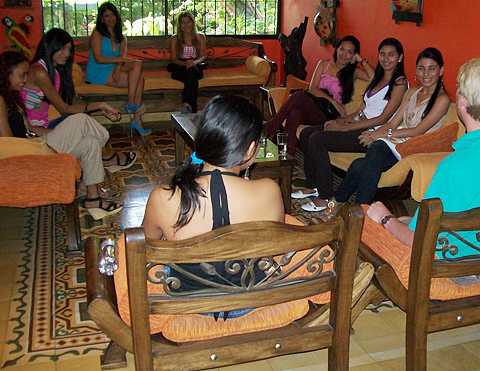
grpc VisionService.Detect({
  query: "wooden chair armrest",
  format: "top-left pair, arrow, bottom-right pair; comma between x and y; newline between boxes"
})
85,237 -> 134,353
358,241 -> 408,310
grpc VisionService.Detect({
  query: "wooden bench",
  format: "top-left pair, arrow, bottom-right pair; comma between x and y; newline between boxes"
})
73,36 -> 277,114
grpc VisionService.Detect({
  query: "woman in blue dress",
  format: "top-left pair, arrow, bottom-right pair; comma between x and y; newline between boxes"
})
87,2 -> 150,136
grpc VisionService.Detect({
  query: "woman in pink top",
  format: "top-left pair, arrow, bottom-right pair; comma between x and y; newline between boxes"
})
265,35 -> 374,155
169,11 -> 206,114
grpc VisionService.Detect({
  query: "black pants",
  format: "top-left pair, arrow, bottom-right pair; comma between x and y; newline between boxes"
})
299,126 -> 367,199
335,140 -> 398,204
171,65 -> 203,112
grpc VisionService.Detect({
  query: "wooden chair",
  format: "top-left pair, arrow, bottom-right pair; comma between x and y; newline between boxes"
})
85,205 -> 373,371
358,198 -> 480,371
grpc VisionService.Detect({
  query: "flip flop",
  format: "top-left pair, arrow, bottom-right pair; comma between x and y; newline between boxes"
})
84,197 -> 123,220
103,151 -> 137,173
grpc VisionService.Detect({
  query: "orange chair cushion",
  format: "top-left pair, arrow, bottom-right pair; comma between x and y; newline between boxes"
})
114,215 -> 332,339
396,122 -> 458,159
360,205 -> 480,300
0,153 -> 82,208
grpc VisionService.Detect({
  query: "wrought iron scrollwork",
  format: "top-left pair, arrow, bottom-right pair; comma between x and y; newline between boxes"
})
436,231 -> 480,262
145,243 -> 338,296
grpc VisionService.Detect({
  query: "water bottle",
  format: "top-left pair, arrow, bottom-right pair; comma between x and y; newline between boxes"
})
98,238 -> 118,276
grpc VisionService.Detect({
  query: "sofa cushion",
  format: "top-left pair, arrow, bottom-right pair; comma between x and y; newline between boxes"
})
0,137 -> 53,159
73,61 -> 267,96
396,122 -> 459,159
0,153 -> 81,208
246,56 -> 271,77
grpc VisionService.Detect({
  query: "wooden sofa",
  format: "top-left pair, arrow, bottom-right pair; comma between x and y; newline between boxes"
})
268,77 -> 463,216
73,36 -> 277,114
85,208 -> 375,370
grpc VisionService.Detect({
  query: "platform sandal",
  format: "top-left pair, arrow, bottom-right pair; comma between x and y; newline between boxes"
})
84,197 -> 123,220
125,102 -> 146,117
130,119 -> 151,136
103,151 -> 137,173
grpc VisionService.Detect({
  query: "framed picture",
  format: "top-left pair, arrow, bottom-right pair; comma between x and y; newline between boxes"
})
4,0 -> 32,7
391,0 -> 423,26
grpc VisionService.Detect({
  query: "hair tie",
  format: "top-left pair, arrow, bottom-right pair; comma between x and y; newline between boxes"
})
190,151 -> 204,165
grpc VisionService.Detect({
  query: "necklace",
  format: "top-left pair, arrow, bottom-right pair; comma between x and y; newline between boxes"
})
15,103 -> 37,139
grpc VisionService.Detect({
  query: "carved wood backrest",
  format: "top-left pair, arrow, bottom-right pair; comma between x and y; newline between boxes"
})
410,198 -> 480,285
74,36 -> 276,73
125,205 -> 364,369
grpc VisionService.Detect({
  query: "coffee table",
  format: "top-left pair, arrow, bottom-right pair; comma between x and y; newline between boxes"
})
172,113 -> 296,213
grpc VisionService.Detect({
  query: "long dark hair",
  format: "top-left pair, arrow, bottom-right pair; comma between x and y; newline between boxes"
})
169,95 -> 263,230
0,51 -> 28,113
365,38 -> 405,101
33,28 -> 74,104
333,35 -> 360,104
95,2 -> 124,44
416,47 -> 445,119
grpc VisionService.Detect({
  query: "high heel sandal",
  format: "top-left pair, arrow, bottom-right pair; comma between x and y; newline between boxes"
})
130,119 -> 151,136
125,102 -> 146,117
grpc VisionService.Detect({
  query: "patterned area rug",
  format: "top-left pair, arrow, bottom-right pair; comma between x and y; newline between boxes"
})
1,127 -> 175,368
1,125 -> 381,368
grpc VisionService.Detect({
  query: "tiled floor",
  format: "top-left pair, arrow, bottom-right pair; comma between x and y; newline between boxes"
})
2,125 -> 480,370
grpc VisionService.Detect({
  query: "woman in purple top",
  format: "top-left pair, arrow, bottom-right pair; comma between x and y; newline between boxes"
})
265,35 -> 374,155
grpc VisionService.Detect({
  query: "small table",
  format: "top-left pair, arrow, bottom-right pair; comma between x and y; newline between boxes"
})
172,113 -> 296,213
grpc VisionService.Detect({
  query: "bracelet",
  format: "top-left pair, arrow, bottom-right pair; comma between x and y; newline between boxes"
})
380,214 -> 395,227
387,128 -> 393,139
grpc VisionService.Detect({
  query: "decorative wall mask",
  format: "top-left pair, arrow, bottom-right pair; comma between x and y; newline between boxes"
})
2,15 -> 35,57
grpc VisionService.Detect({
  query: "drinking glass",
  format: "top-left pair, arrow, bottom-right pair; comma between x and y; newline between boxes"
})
277,132 -> 288,157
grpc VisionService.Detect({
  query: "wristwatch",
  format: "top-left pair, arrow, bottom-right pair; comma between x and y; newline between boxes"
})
380,214 -> 395,227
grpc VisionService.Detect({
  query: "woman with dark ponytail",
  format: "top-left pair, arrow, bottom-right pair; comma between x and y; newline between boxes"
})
143,94 -> 284,237
141,95 -> 283,295
305,47 -> 450,217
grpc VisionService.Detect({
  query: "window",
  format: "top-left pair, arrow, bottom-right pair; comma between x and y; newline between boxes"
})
41,0 -> 279,38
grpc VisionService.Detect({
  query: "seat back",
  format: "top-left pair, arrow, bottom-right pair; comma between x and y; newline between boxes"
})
125,204 -> 365,370
360,198 -> 480,371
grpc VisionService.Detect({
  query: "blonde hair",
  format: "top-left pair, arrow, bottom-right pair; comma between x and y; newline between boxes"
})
457,58 -> 480,121
175,11 -> 201,58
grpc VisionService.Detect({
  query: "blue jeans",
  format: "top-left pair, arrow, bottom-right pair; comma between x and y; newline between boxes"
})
335,140 -> 398,204
48,115 -> 69,129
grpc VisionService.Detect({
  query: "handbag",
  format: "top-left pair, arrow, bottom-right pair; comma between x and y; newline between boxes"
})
304,90 -> 340,120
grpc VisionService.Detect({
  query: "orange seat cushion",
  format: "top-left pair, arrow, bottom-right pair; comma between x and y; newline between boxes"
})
360,205 -> 480,300
114,215 -> 332,339
0,153 -> 82,208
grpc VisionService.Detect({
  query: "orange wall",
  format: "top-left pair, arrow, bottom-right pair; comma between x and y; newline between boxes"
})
281,0 -> 480,97
4,0 -> 479,94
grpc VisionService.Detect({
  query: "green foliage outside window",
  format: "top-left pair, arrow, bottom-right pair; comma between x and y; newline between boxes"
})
41,0 -> 279,37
